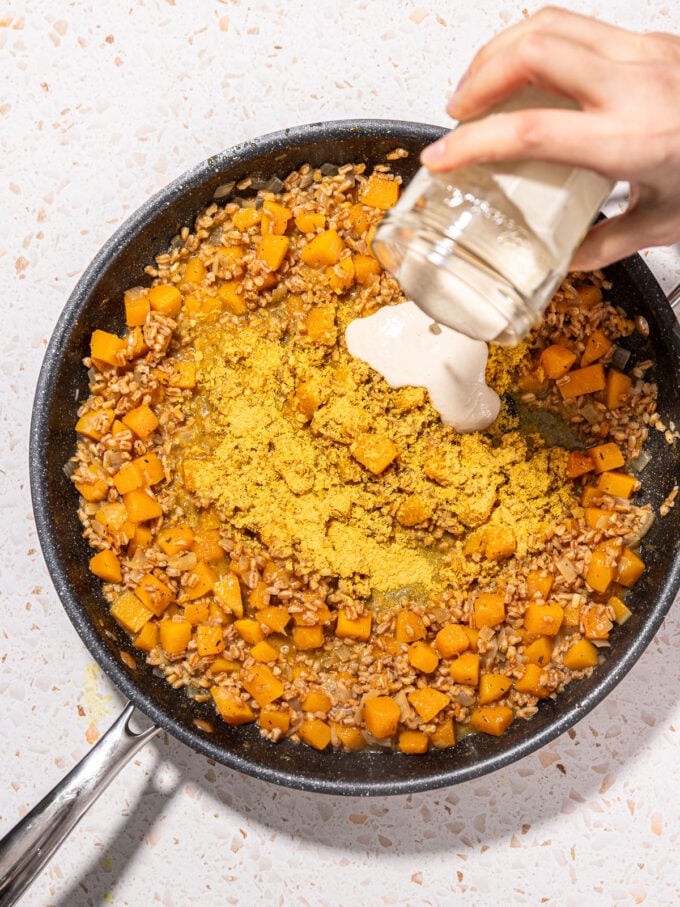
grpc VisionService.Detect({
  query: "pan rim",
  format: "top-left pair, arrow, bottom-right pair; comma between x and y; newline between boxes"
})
29,118 -> 680,796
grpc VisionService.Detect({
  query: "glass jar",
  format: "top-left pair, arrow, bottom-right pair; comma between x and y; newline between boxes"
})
372,89 -> 614,345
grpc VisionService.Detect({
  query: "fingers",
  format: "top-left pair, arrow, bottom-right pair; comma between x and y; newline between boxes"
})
421,109 -> 619,174
447,32 -> 616,121
569,205 -> 673,270
463,6 -> 645,86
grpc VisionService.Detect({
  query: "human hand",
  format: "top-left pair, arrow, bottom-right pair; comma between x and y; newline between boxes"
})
420,7 -> 680,270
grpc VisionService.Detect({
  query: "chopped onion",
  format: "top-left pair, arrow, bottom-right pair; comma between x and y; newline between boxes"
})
610,345 -> 632,372
63,459 -> 77,479
631,449 -> 652,473
625,511 -> 655,545
319,163 -> 339,176
213,180 -> 235,200
263,176 -> 285,194
556,555 -> 577,583
580,402 -> 601,424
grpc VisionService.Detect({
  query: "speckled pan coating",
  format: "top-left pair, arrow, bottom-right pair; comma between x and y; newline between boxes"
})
30,119 -> 680,796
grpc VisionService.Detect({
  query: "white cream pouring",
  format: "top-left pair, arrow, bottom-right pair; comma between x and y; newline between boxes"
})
345,301 -> 501,433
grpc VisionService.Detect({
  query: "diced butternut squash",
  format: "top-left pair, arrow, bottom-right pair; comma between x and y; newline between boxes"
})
217,280 -> 248,315
326,256 -> 355,293
395,610 -> 426,643
336,609 -> 372,640
516,368 -> 548,395
257,606 -> 290,635
352,253 -> 381,285
484,527 -> 516,560
122,404 -> 159,440
408,687 -> 449,722
540,344 -> 577,379
350,433 -> 399,475
259,707 -> 290,735
75,408 -> 116,441
113,460 -> 143,495
334,724 -> 365,751
514,663 -> 549,698
474,592 -> 506,629
596,471 -> 639,499
232,207 -> 261,231
581,486 -> 603,507
135,573 -> 174,617
294,380 -> 323,419
435,624 -> 469,658
407,641 -> 440,674
302,690 -> 332,714
149,284 -> 182,317
588,442 -> 625,474
124,290 -> 150,327
299,718 -> 332,750
566,450 -> 596,479
249,640 -> 277,664
364,696 -> 400,738
523,602 -> 564,636
95,502 -> 129,533
243,664 -> 284,707
181,256 -> 206,285
123,489 -> 163,523
557,363 -> 606,398
211,687 -> 255,725
608,595 -> 632,625
111,590 -> 153,633
469,705 -> 514,736
300,229 -> 345,267
526,570 -> 553,599
293,625 -> 325,650
585,540 -> 620,593
209,657 -> 242,674
574,283 -> 602,308
294,211 -> 325,233
617,548 -> 645,587
196,624 -> 225,657
396,494 -> 433,527
359,173 -> 400,210
584,507 -> 616,530
430,717 -> 456,749
183,602 -> 210,624
184,562 -> 217,600
261,199 -> 292,235
524,636 -> 553,666
305,305 -> 337,344
581,330 -> 612,366
90,330 -> 125,368
563,638 -> 599,670
213,573 -> 243,618
398,730 -> 429,754
128,524 -> 152,557
159,618 -> 192,655
605,368 -> 632,410
191,530 -> 223,564
449,652 -> 480,686
89,550 -> 122,584
158,525 -> 194,556
168,361 -> 196,389
256,234 -> 289,271
347,202 -> 371,236
75,476 -> 109,502
478,673 -> 513,705
234,618 -> 264,645
133,620 -> 158,653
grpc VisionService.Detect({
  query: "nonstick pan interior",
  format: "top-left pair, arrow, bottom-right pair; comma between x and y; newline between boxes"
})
30,120 -> 680,795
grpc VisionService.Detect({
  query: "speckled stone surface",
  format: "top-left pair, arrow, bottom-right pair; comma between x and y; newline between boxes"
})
2,2 -> 680,905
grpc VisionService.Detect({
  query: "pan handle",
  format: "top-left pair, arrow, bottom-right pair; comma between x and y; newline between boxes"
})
0,703 -> 159,906
668,281 -> 680,314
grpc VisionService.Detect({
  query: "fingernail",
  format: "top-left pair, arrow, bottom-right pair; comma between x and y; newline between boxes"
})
420,138 -> 447,167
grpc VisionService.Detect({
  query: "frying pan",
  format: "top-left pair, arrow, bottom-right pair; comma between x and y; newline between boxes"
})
2,119 -> 680,904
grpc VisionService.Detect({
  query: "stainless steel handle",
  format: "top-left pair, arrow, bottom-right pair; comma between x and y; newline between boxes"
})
668,281 -> 680,314
0,703 -> 159,906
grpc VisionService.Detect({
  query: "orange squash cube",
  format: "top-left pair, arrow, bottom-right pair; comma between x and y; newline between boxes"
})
294,211 -> 325,233
605,368 -> 633,410
217,280 -> 248,315
359,173 -> 400,210
90,330 -> 125,368
350,433 -> 399,475
234,618 -> 264,644
352,253 -> 382,285
304,305 -> 337,344
334,724 -> 366,751
608,594 -> 632,625
540,343 -> 577,379
524,636 -> 553,666
408,687 -> 449,723
563,638 -> 599,670
135,573 -> 174,616
256,234 -> 289,271
474,592 -> 506,629
123,489 -> 163,523
259,707 -> 290,735
157,525 -> 195,556
196,624 -> 225,657
588,442 -> 625,474
526,569 -> 553,599
514,663 -> 549,698
336,609 -> 372,640
183,602 -> 210,624
257,606 -> 290,634
232,207 -> 261,231
159,618 -> 192,655
124,290 -> 151,327
211,687 -> 255,725
293,625 -> 325,650
363,696 -> 400,738
75,408 -> 116,441
300,229 -> 345,267
581,329 -> 612,366
213,573 -> 243,618
395,610 -> 427,643
407,641 -> 439,674
449,652 -> 480,686
301,690 -> 332,714
261,199 -> 292,235
89,550 -> 123,584
122,404 -> 159,440
243,664 -> 284,707
184,562 -> 217,600
435,624 -> 470,658
523,602 -> 564,636
398,730 -> 429,754
299,718 -> 332,750
557,363 -> 606,399
596,471 -> 639,499
617,548 -> 645,587
133,621 -> 158,653
148,284 -> 182,317
469,705 -> 514,736
478,674 -> 513,705
566,450 -> 596,479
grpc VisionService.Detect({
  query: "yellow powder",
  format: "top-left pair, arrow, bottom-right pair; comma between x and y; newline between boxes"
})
180,294 -> 571,600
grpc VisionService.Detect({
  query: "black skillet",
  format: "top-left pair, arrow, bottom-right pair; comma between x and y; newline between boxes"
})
2,120 -> 679,904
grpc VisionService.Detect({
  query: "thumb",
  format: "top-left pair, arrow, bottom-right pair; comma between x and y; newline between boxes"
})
569,207 -> 658,271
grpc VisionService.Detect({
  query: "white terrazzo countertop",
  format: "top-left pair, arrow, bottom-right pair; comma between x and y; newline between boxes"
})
2,2 -> 680,905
